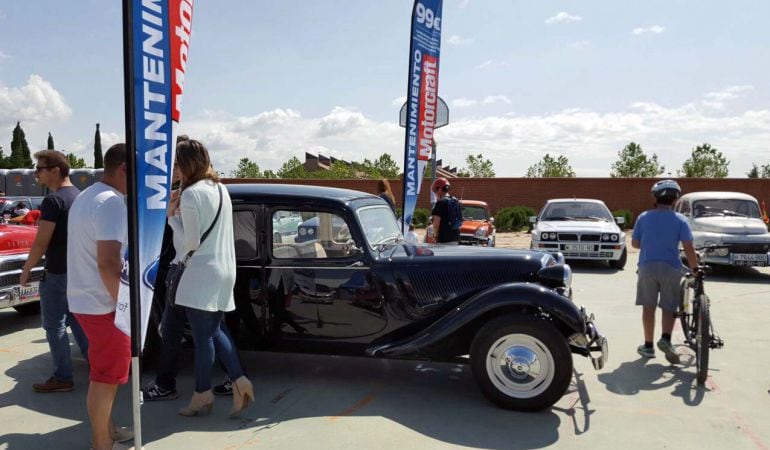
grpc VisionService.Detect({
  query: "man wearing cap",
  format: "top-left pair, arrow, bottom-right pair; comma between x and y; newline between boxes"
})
430,177 -> 460,245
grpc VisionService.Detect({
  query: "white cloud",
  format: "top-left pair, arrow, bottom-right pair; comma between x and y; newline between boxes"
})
451,98 -> 478,108
447,35 -> 474,46
64,130 -> 123,163
569,40 -> 591,49
170,89 -> 770,177
391,96 -> 406,106
632,25 -> 665,36
0,75 -> 72,126
545,12 -> 582,25
483,95 -> 512,105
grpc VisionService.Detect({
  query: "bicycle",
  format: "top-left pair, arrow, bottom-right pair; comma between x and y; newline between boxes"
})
678,245 -> 725,384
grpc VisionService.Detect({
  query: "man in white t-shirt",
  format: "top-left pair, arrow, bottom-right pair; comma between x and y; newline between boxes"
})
67,144 -> 133,450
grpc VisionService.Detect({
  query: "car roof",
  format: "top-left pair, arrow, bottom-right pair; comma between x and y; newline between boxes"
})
679,191 -> 759,202
226,183 -> 380,204
460,200 -> 488,207
545,198 -> 607,205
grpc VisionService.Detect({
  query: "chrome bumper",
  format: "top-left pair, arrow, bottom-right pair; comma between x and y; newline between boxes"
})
569,306 -> 609,370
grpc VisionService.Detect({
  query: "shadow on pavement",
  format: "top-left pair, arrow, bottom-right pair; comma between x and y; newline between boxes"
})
0,309 -> 39,338
706,265 -> 770,284
568,260 -> 622,275
1,349 -> 585,449
597,356 -> 711,407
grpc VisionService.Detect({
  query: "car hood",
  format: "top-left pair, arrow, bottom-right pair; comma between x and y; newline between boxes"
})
385,244 -> 552,271
460,220 -> 491,233
0,225 -> 37,255
535,220 -> 620,234
692,217 -> 769,235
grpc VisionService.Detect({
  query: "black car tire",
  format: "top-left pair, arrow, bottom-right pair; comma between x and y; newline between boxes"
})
13,302 -> 40,315
609,248 -> 627,270
470,314 -> 572,411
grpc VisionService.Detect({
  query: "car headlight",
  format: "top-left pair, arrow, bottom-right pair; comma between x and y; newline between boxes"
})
716,247 -> 729,257
537,264 -> 572,289
475,227 -> 487,238
299,228 -> 307,236
602,233 -> 610,241
549,232 -> 557,240
540,232 -> 549,240
308,228 -> 315,235
610,234 -> 618,242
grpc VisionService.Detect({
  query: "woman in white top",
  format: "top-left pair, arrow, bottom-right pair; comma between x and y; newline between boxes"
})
166,139 -> 253,417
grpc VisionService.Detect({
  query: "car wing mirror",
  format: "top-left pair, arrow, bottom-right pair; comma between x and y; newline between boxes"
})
614,217 -> 625,225
488,217 -> 495,224
529,216 -> 537,224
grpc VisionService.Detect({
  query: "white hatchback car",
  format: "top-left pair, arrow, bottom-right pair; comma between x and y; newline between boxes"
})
674,191 -> 770,267
530,199 -> 627,269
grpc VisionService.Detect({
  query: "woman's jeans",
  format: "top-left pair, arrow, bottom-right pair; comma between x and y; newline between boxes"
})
184,307 -> 244,393
40,272 -> 89,381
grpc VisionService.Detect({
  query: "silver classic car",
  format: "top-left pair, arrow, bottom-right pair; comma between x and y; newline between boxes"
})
675,191 -> 770,267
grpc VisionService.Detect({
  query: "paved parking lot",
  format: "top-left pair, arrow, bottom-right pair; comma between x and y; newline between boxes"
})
1,248 -> 770,449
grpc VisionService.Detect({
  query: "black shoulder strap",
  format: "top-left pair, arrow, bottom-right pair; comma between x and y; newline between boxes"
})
183,183 -> 223,261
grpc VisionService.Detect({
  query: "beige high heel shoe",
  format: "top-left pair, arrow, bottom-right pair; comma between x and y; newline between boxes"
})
178,390 -> 214,417
229,376 -> 254,417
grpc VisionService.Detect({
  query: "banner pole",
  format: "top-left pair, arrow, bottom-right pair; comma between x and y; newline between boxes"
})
121,0 -> 143,448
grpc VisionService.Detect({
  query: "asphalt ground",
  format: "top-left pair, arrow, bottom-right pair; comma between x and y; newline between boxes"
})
1,248 -> 770,449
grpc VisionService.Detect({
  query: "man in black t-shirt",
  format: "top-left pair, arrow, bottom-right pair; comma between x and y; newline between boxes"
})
21,150 -> 88,393
430,177 -> 460,244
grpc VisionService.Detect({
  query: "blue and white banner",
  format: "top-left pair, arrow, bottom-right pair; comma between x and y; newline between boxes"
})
402,0 -> 443,232
117,0 -> 193,348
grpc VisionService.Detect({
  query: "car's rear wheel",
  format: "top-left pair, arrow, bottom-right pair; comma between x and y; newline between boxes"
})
470,314 -> 572,411
13,302 -> 40,315
609,248 -> 627,270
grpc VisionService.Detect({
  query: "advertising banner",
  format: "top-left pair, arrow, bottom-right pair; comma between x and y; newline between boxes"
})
117,0 -> 194,349
402,0 -> 443,232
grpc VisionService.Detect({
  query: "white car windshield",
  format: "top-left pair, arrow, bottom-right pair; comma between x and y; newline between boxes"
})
357,205 -> 403,248
541,202 -> 613,221
693,199 -> 761,218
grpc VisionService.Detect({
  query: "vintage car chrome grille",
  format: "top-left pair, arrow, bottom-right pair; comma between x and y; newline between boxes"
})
0,270 -> 44,288
580,234 -> 601,242
0,259 -> 26,272
558,233 -> 578,241
404,269 -> 525,305
726,243 -> 770,254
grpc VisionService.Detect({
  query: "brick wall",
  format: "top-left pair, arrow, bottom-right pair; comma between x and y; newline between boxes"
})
223,177 -> 770,219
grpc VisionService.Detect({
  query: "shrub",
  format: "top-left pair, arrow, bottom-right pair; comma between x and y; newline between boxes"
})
495,206 -> 536,232
612,209 -> 634,230
412,208 -> 430,228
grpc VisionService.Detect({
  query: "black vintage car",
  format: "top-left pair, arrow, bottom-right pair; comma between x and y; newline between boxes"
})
162,184 -> 607,411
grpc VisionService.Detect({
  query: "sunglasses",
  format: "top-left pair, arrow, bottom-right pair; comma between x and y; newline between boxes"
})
35,166 -> 54,172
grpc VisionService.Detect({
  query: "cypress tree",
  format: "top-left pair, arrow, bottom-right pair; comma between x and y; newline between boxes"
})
47,132 -> 55,150
10,122 -> 32,168
93,123 -> 104,169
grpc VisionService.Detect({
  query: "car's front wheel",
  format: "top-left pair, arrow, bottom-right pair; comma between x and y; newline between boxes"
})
609,248 -> 627,269
470,314 -> 572,411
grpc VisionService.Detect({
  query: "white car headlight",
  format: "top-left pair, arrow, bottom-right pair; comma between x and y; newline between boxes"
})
299,228 -> 307,236
716,247 -> 729,257
610,234 -> 618,242
602,233 -> 610,241
308,228 -> 315,235
541,232 -> 549,240
549,232 -> 557,240
475,227 -> 487,238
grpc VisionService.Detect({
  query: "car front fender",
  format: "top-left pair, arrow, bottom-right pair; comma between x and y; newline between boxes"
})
366,283 -> 585,358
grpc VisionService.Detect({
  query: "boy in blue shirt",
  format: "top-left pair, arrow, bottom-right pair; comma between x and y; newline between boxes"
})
632,180 -> 698,363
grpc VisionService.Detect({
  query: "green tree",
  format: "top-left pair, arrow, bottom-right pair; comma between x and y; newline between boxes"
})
47,132 -> 55,150
526,153 -> 576,177
610,142 -> 664,177
93,123 -> 104,169
679,143 -> 729,177
370,153 -> 400,179
262,170 -> 278,179
747,163 -> 770,178
230,157 -> 262,178
277,156 -> 307,178
67,153 -> 87,169
9,122 -> 33,168
460,153 -> 495,177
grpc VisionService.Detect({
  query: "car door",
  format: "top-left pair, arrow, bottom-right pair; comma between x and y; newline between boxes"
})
231,205 -> 267,347
267,207 -> 386,342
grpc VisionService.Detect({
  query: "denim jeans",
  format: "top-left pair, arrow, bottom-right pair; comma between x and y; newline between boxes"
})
154,299 -> 187,390
39,272 -> 89,381
184,307 -> 244,392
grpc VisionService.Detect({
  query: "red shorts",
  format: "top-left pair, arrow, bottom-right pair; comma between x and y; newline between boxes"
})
74,312 -> 131,385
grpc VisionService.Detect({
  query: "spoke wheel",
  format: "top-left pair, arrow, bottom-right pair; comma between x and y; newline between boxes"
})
695,295 -> 710,384
471,314 -> 572,411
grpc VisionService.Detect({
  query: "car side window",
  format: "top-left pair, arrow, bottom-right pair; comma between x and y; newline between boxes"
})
680,201 -> 691,216
233,210 -> 258,260
272,209 -> 355,259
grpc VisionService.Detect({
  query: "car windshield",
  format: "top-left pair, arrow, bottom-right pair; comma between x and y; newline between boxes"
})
541,202 -> 613,221
357,205 -> 403,248
462,205 -> 488,221
693,199 -> 761,218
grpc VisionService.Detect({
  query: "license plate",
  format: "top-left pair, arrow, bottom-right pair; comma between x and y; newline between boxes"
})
730,253 -> 768,266
13,282 -> 40,304
564,244 -> 594,252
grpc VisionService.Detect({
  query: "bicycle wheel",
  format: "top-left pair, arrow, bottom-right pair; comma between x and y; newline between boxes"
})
695,294 -> 710,384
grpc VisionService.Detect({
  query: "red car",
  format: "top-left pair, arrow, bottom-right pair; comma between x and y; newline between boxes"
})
0,223 -> 45,314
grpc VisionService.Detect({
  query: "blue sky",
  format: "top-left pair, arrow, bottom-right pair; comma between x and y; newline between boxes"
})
1,0 -> 769,176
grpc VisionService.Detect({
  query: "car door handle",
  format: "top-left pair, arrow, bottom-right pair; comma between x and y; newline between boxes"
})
348,261 -> 364,267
